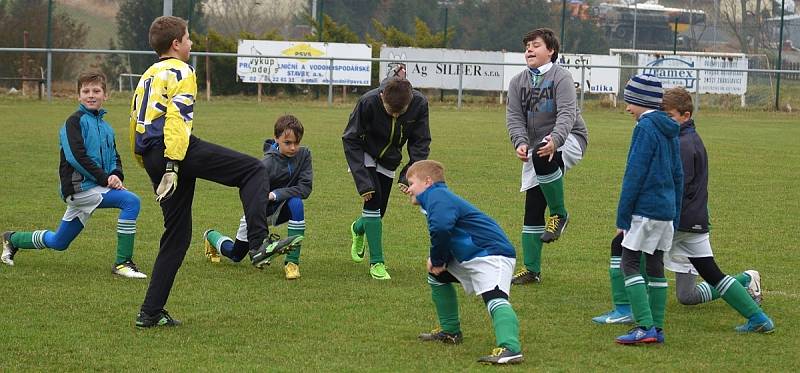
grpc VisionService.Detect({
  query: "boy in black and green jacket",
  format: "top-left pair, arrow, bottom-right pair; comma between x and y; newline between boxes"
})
342,76 -> 431,280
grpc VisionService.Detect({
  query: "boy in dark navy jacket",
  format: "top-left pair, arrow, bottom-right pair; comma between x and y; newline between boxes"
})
661,87 -> 774,333
2,72 -> 146,279
203,115 -> 311,280
407,160 -> 522,365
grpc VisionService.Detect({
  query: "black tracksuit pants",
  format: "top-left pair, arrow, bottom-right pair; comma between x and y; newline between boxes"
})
139,136 -> 269,315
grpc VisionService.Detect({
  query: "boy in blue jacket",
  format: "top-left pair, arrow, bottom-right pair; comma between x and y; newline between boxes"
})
203,115 -> 311,280
2,72 -> 146,279
407,160 -> 522,365
614,74 -> 683,345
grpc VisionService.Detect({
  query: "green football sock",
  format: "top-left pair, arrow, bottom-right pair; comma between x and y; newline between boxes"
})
624,275 -> 653,328
704,272 -> 750,301
609,256 -> 629,306
363,216 -> 383,264
521,228 -> 543,272
537,169 -> 567,217
204,229 -> 226,250
352,217 -> 365,235
10,231 -> 47,250
717,275 -> 761,319
488,299 -> 521,353
115,233 -> 135,265
429,276 -> 460,334
285,224 -> 304,264
647,277 -> 668,329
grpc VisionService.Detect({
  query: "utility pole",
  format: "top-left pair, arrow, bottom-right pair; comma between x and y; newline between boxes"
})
163,0 -> 173,16
775,0 -> 786,110
632,1 -> 638,50
560,0 -> 567,48
46,0 -> 53,102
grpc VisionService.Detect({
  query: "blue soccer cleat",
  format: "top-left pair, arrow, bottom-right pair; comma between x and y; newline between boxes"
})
735,315 -> 775,334
592,309 -> 634,325
615,326 -> 660,345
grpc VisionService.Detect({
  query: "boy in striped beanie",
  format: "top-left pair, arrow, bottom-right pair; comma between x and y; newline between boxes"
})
614,74 -> 683,345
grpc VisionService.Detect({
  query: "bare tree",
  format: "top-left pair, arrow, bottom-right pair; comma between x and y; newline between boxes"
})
204,0 -> 302,37
720,0 -> 772,53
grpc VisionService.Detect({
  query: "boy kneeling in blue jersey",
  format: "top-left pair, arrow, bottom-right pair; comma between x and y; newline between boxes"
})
407,160 -> 523,365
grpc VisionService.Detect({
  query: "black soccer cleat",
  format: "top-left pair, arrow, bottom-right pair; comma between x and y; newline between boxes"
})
135,309 -> 181,328
541,214 -> 568,243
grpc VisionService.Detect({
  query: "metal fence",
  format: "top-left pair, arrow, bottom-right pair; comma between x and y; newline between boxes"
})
0,47 -> 798,111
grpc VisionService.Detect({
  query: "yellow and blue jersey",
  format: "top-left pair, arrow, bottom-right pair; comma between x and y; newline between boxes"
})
129,57 -> 196,166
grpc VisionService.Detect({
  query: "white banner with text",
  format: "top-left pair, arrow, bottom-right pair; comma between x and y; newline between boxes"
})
237,40 -> 372,86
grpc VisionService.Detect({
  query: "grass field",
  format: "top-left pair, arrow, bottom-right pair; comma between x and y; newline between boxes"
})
0,96 -> 798,371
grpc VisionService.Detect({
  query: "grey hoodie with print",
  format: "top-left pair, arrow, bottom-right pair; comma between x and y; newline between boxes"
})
506,64 -> 588,152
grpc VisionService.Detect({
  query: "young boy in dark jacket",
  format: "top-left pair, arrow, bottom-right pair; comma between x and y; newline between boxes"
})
203,115 -> 312,280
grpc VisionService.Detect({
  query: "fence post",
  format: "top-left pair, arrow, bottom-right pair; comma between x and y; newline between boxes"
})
579,62 -> 586,110
694,67 -> 701,113
457,62 -> 464,110
328,58 -> 334,107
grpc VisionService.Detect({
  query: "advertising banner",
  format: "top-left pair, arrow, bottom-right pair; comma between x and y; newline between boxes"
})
380,47 -> 504,91
637,53 -> 748,95
237,40 -> 372,86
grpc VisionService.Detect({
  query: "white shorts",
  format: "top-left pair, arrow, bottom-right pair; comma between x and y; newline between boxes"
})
235,200 -> 288,241
446,255 -> 515,296
665,231 -> 714,275
62,186 -> 110,225
621,215 -> 674,254
521,134 -> 583,192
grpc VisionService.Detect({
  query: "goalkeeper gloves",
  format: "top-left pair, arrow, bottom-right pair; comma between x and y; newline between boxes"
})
155,160 -> 179,202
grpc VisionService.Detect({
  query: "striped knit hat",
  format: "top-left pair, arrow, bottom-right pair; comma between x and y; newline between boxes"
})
624,74 -> 663,110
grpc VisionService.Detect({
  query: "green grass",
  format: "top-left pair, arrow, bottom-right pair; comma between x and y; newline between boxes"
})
0,96 -> 798,371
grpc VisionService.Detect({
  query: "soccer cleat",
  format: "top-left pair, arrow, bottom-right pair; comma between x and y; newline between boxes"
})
250,234 -> 304,269
284,262 -> 301,280
655,328 -> 665,343
477,347 -> 524,365
511,269 -> 541,285
369,263 -> 391,280
418,328 -> 463,344
592,309 -> 634,325
135,309 -> 181,328
735,316 -> 775,334
203,229 -> 221,263
112,260 -> 147,279
1,231 -> 18,266
350,221 -> 365,263
541,214 -> 568,243
744,270 -> 762,305
615,326 -> 660,345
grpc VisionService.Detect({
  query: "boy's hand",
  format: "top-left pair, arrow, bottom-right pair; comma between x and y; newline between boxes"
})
398,182 -> 409,194
156,161 -> 179,202
107,175 -> 126,190
537,135 -> 555,162
269,192 -> 277,201
426,257 -> 445,275
515,144 -> 529,162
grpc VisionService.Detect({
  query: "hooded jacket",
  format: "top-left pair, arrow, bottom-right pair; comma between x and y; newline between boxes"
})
677,119 -> 709,233
261,139 -> 313,203
342,80 -> 431,196
59,104 -> 123,200
416,182 -> 516,267
616,110 -> 684,230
